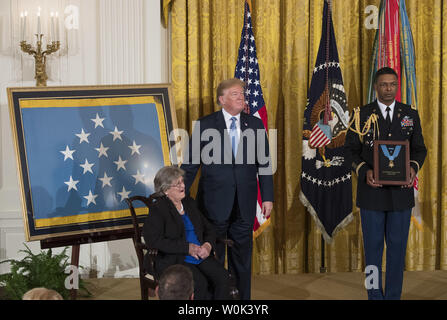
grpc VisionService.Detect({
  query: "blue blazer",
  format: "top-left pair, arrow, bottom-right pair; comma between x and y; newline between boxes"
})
181,110 -> 274,224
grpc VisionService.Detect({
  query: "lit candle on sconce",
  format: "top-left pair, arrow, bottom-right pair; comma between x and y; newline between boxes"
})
55,12 -> 59,41
20,12 -> 24,41
37,7 -> 41,35
20,11 -> 28,41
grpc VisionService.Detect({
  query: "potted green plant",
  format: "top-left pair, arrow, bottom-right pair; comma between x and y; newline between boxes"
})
0,244 -> 90,300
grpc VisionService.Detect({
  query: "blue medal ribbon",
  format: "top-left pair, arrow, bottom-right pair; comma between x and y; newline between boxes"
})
381,145 -> 401,168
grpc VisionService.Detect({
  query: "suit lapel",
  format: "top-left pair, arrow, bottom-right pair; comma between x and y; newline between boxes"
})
182,199 -> 198,230
216,110 -> 234,161
238,112 -> 252,159
215,110 -> 227,131
240,112 -> 250,133
164,197 -> 185,234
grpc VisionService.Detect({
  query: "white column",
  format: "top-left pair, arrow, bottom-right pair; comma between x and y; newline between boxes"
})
143,0 -> 170,84
98,0 -> 145,85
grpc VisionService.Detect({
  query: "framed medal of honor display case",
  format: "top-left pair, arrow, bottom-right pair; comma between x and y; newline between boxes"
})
373,140 -> 410,186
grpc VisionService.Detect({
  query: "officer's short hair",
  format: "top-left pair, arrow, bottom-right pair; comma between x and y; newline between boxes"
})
374,67 -> 398,83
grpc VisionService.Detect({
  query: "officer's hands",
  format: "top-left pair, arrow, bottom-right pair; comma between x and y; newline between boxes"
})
367,168 -> 416,189
366,169 -> 382,188
405,167 -> 416,188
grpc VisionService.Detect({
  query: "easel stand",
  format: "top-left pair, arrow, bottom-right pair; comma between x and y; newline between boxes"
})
40,229 -> 134,300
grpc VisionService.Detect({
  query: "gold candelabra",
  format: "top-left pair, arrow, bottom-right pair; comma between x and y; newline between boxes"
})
20,34 -> 60,87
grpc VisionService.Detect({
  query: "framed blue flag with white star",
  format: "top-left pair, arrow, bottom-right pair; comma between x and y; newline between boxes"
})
7,85 -> 177,241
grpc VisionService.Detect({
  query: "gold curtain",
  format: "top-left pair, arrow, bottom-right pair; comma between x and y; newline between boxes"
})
164,0 -> 447,274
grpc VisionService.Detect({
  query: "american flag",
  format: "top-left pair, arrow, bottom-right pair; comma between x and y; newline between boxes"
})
309,122 -> 332,148
234,0 -> 269,238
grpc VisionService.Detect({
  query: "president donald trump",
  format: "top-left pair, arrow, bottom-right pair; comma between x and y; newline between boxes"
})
181,78 -> 274,300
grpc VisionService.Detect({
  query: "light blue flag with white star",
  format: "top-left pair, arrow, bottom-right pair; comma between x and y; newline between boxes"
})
20,96 -> 170,229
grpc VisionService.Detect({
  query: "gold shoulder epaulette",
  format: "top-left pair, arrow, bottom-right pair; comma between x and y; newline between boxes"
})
348,107 -> 380,143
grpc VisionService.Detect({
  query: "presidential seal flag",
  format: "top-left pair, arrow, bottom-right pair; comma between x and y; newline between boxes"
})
299,0 -> 353,243
234,0 -> 270,238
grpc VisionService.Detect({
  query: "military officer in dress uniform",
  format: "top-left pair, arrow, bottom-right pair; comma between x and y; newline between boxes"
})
344,67 -> 427,300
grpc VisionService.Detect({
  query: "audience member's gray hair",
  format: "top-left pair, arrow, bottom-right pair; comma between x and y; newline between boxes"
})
22,288 -> 63,300
153,166 -> 185,194
158,264 -> 194,300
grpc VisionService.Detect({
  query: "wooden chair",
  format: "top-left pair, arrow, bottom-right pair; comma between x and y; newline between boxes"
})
126,195 -> 239,300
125,195 -> 158,300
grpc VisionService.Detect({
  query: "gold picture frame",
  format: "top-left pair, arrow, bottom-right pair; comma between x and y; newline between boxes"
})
8,84 -> 178,242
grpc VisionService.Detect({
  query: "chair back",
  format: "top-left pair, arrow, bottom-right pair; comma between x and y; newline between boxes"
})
126,196 -> 150,246
125,195 -> 158,299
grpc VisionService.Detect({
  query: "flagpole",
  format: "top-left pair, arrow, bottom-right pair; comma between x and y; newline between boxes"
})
320,0 -> 330,274
321,0 -> 333,167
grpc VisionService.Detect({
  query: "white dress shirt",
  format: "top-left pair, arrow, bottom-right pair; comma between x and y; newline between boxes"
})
221,108 -> 241,140
377,99 -> 396,122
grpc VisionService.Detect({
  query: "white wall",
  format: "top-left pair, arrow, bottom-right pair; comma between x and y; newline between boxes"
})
0,0 -> 170,278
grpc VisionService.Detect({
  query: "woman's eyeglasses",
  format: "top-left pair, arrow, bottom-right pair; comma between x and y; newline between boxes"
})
170,180 -> 185,189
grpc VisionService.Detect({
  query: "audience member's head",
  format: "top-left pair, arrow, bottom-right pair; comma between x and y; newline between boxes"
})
156,264 -> 194,300
22,287 -> 63,300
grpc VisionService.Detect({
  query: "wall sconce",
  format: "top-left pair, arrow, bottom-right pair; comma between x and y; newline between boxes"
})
19,7 -> 60,87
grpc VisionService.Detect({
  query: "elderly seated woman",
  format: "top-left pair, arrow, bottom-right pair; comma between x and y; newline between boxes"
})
143,166 -> 230,300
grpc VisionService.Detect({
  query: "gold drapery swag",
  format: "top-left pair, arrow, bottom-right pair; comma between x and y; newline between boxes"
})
162,0 -> 447,274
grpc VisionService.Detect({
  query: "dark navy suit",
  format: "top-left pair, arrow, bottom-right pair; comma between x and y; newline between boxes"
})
181,110 -> 274,300
345,100 -> 426,299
